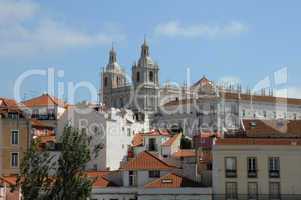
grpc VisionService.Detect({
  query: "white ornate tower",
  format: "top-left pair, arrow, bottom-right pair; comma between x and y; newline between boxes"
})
132,39 -> 159,113
101,46 -> 127,107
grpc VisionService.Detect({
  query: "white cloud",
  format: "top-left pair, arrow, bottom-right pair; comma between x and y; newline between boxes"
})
0,0 -> 125,57
0,0 -> 38,25
154,21 -> 248,38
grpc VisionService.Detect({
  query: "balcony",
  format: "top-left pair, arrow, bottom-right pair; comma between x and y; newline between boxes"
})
248,170 -> 257,178
225,169 -> 237,178
269,170 -> 280,178
32,113 -> 56,120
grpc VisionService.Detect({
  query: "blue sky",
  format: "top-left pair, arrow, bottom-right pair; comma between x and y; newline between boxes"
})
1,0 -> 301,102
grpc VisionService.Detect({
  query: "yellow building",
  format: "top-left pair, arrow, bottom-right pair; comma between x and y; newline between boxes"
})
213,137 -> 301,199
0,98 -> 30,176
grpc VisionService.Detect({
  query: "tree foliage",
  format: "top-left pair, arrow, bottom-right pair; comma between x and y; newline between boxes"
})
14,125 -> 99,200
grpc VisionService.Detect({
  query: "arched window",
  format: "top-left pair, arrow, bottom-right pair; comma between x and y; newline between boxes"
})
117,76 -> 120,86
136,72 -> 140,82
104,77 -> 108,87
149,71 -> 153,82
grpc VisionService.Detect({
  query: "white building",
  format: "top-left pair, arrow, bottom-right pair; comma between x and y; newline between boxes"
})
57,105 -> 148,170
90,151 -> 212,200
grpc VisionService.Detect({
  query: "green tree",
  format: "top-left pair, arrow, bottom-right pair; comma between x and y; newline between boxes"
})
15,125 -> 100,200
48,126 -> 97,200
14,139 -> 55,200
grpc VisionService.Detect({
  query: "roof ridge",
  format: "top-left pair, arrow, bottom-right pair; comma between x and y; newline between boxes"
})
143,151 -> 175,168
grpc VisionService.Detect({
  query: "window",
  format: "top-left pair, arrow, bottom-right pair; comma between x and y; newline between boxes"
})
104,77 -> 108,87
149,170 -> 160,178
32,109 -> 39,118
8,112 -> 19,119
136,71 -> 140,82
127,128 -> 131,137
129,171 -> 136,186
11,130 -> 19,145
263,110 -> 267,118
149,71 -> 154,82
248,182 -> 258,200
273,112 -> 277,119
269,157 -> 280,178
148,138 -> 157,151
11,153 -> 19,167
226,182 -> 237,199
269,182 -> 280,199
225,157 -> 237,178
247,157 -> 257,178
242,109 -> 246,117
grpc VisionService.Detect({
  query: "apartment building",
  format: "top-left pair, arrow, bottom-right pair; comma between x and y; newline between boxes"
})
212,137 -> 301,199
90,150 -> 212,200
57,106 -> 147,170
0,98 -> 30,176
22,93 -> 67,127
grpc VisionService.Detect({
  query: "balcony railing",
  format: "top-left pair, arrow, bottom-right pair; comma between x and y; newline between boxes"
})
32,114 -> 56,120
248,170 -> 257,178
225,169 -> 237,178
269,170 -> 280,178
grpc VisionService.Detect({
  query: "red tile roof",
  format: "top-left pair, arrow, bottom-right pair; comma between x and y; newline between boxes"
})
120,151 -> 176,171
0,98 -> 17,107
144,173 -> 201,188
0,176 -> 17,185
132,133 -> 144,147
142,129 -> 171,137
164,91 -> 301,107
172,149 -> 196,158
23,93 -> 66,107
222,92 -> 301,105
86,171 -> 115,188
242,119 -> 301,137
161,133 -> 182,147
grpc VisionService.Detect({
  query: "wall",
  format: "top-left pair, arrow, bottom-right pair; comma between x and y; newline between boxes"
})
91,187 -> 212,200
0,118 -> 29,176
212,144 -> 301,195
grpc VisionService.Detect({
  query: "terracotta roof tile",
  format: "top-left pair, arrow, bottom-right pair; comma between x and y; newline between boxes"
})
142,129 -> 171,137
144,173 -> 201,188
0,176 -> 17,185
222,92 -> 301,105
23,94 -> 66,107
161,133 -> 182,146
86,171 -> 115,188
132,133 -> 144,147
120,151 -> 176,171
242,119 -> 301,137
0,98 -> 17,107
172,149 -> 196,158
